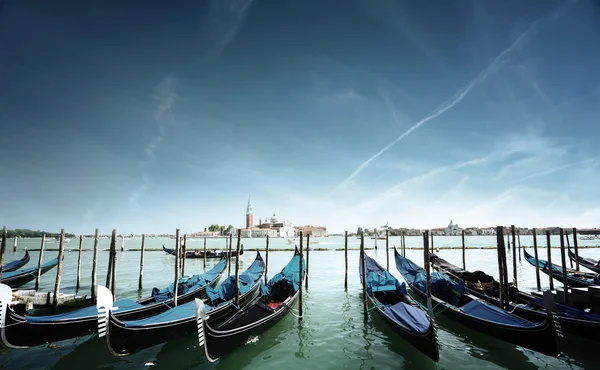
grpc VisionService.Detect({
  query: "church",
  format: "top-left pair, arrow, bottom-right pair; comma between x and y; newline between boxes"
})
237,197 -> 296,238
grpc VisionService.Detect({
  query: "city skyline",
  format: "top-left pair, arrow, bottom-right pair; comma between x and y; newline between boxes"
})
1,1 -> 599,234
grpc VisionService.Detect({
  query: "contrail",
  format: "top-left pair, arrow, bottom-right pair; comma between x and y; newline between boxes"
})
333,3 -> 573,192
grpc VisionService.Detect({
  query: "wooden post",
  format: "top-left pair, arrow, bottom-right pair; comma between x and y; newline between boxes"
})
305,234 -> 310,290
91,229 -> 99,300
402,231 -> 406,256
559,229 -> 569,305
360,231 -> 367,320
507,231 -> 511,252
235,229 -> 241,307
573,227 -> 580,271
120,235 -> 124,252
203,237 -> 207,271
35,234 -> 46,290
228,234 -> 233,276
0,226 -> 7,281
385,229 -> 389,271
546,230 -> 554,290
374,228 -> 378,250
110,229 -> 117,299
511,225 -> 517,288
461,229 -> 466,270
105,231 -> 115,289
430,232 -> 434,253
265,235 -> 269,284
299,232 -> 304,323
423,231 -> 433,316
182,234 -> 187,277
517,231 -> 521,262
566,231 -> 573,269
533,229 -> 541,291
173,229 -> 180,307
138,234 -> 145,291
52,229 -> 66,314
13,236 -> 17,252
76,235 -> 83,292
496,227 -> 505,310
344,231 -> 348,290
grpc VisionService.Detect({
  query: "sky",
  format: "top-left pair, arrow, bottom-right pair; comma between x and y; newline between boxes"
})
1,0 -> 599,234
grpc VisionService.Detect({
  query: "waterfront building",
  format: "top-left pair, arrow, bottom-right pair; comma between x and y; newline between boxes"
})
295,225 -> 328,237
444,220 -> 463,236
238,197 -> 297,237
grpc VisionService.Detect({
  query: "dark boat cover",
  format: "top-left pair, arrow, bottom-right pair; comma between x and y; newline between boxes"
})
206,257 -> 264,302
460,300 -> 537,327
396,253 -> 465,296
26,299 -> 143,323
382,303 -> 430,333
263,251 -> 304,294
2,250 -> 30,272
1,258 -> 59,281
151,258 -> 227,302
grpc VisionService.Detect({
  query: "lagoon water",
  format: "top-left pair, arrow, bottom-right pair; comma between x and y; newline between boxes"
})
1,235 -> 599,369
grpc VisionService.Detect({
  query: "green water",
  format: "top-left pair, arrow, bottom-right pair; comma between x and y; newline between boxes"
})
1,236 -> 598,369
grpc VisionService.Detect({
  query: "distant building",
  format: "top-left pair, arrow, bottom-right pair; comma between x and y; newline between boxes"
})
444,220 -> 463,236
295,225 -> 328,237
238,197 -> 297,237
190,231 -> 220,237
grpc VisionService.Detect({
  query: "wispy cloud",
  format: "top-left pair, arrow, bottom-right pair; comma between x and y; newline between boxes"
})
333,3 -> 574,192
205,0 -> 255,56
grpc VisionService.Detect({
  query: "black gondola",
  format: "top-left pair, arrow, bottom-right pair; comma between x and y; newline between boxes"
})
394,248 -> 560,356
568,246 -> 600,274
162,245 -> 243,259
104,251 -> 265,356
523,249 -> 599,287
195,247 -> 304,362
0,258 -> 227,348
360,251 -> 439,361
2,250 -> 30,272
0,256 -> 58,289
430,253 -> 600,342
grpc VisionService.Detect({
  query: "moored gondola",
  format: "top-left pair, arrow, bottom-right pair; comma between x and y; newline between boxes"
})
394,248 -> 560,356
430,253 -> 600,342
0,258 -> 227,348
195,247 -> 304,362
0,256 -> 58,289
523,249 -> 599,287
360,251 -> 439,361
2,250 -> 30,273
568,246 -> 600,274
104,251 -> 265,356
162,245 -> 243,259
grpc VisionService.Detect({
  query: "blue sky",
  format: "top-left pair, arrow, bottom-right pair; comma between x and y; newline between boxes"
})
1,0 -> 599,234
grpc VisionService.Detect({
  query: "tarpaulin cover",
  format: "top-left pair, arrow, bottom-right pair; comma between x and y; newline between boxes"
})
123,300 -> 215,327
359,253 -> 408,296
263,250 -> 305,296
460,300 -> 537,327
395,253 -> 465,296
26,299 -> 144,323
382,302 -> 431,333
206,255 -> 265,302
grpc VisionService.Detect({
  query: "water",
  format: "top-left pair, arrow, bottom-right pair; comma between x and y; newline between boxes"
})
1,235 -> 599,369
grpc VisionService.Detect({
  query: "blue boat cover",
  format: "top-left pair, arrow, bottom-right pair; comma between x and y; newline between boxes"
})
151,258 -> 227,302
206,256 -> 265,302
395,253 -> 464,296
460,300 -> 537,327
1,258 -> 59,280
26,299 -> 144,323
2,253 -> 27,271
263,250 -> 305,295
382,302 -> 430,333
122,300 -> 216,327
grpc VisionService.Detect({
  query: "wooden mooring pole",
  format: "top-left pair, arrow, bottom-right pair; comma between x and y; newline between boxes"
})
423,230 -> 433,316
462,229 -> 466,270
13,236 -> 17,252
228,234 -> 233,276
360,231 -> 367,320
496,226 -> 507,310
385,229 -> 389,271
120,235 -> 124,252
265,235 -> 269,284
203,237 -> 207,271
52,229 -> 66,314
546,230 -> 554,290
182,234 -> 187,277
305,234 -> 310,290
299,232 -> 304,323
533,229 -> 541,291
35,234 -> 46,290
235,229 -> 241,307
402,231 -> 406,256
0,226 -> 7,281
344,231 -> 348,291
105,231 -> 115,289
559,229 -> 569,305
517,231 -> 521,262
91,229 -> 99,301
173,229 -> 180,307
430,232 -> 434,253
511,225 -> 517,288
110,229 -> 117,299
76,235 -> 83,292
573,227 -> 580,271
565,231 -> 573,269
138,234 -> 145,291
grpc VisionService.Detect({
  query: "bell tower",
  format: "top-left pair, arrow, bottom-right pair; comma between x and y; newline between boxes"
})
246,196 -> 253,229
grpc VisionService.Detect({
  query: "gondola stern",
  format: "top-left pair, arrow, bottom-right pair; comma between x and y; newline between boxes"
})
96,285 -> 115,339
542,290 -> 563,356
195,298 -> 218,363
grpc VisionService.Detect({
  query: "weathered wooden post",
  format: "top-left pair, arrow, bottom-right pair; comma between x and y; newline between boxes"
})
182,234 -> 187,277
203,237 -> 207,271
76,235 -> 83,292
559,229 -> 569,305
565,231 -> 573,269
496,227 -> 506,310
385,229 -> 389,271
374,228 -> 378,250
305,234 -> 310,290
13,236 -> 17,252
299,231 -> 304,323
235,229 -> 242,307
35,234 -> 46,290
360,231 -> 367,320
573,227 -> 580,271
546,230 -> 554,290
110,229 -> 117,299
265,234 -> 269,284
138,234 -> 145,291
344,231 -> 348,291
430,232 -> 434,253
517,230 -> 521,262
0,226 -> 7,281
228,234 -> 233,276
91,229 -> 99,300
105,231 -> 115,289
507,231 -> 511,252
120,235 -> 124,252
533,229 -> 541,291
423,230 -> 433,316
462,229 -> 466,270
402,231 -> 406,256
52,229 -> 66,314
173,229 -> 180,306
511,225 -> 518,288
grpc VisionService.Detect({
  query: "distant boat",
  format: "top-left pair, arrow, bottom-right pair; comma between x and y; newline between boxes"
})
54,236 -> 71,244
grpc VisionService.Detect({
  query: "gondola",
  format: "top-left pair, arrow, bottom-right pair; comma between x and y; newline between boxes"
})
568,246 -> 600,274
430,253 -> 600,341
523,249 -> 599,287
2,250 -> 30,273
162,245 -> 243,259
104,251 -> 266,356
194,247 -> 304,362
394,249 -> 560,356
360,251 -> 439,361
0,258 -> 227,348
0,256 -> 58,289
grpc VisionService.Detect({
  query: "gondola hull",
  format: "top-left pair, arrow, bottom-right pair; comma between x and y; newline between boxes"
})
568,247 -> 600,274
2,250 -> 30,272
1,257 -> 59,289
163,245 -> 243,259
523,249 -> 598,288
